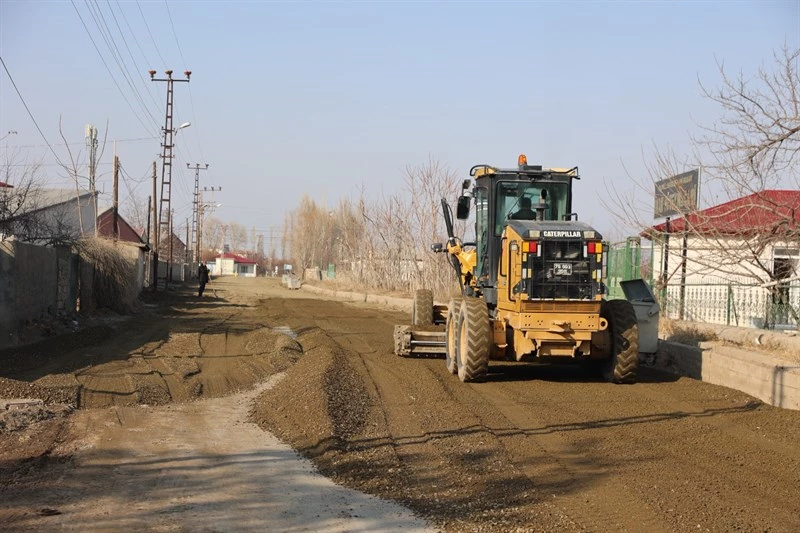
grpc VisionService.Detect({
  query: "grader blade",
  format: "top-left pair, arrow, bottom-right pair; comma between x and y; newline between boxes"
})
393,325 -> 446,356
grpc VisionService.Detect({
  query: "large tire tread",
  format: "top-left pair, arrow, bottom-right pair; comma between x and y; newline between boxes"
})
457,298 -> 491,382
602,299 -> 639,384
445,297 -> 463,374
412,289 -> 434,326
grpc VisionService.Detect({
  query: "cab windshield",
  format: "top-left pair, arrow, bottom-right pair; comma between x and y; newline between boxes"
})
494,180 -> 570,235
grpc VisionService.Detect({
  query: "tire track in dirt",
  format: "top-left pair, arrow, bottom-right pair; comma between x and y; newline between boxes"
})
295,300 -> 578,530
257,290 -> 800,532
451,374 -> 672,532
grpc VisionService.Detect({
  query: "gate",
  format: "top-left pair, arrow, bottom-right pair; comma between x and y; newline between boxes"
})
605,237 -> 644,300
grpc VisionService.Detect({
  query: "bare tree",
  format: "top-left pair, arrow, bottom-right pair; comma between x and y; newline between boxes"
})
696,45 -> 800,194
0,148 -> 45,241
606,46 -> 800,326
203,216 -> 224,253
228,221 -> 249,252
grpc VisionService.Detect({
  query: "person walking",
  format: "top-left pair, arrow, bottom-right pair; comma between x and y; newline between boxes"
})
198,261 -> 210,297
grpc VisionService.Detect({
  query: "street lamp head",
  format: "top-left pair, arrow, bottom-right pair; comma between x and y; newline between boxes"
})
184,70 -> 192,80
178,122 -> 191,130
148,69 -> 156,79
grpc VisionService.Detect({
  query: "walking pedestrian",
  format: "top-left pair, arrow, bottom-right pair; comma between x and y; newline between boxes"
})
198,261 -> 210,297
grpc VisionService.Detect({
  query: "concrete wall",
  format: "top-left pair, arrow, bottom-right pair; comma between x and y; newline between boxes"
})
115,242 -> 146,305
0,240 -> 60,346
649,340 -> 799,410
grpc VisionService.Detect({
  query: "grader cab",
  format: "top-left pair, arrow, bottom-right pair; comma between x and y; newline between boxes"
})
393,155 -> 640,383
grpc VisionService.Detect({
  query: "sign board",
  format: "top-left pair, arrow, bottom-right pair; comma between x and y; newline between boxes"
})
654,169 -> 699,218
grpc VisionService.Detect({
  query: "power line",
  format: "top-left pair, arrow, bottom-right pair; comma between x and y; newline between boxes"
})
8,136 -> 158,149
83,0 -> 161,132
70,0 -> 158,136
164,0 -> 188,69
0,56 -> 68,169
115,0 -> 164,112
160,1 -> 206,183
136,0 -> 167,67
105,0 -> 163,112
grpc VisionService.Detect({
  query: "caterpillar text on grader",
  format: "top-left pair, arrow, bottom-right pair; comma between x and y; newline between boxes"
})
393,155 -> 639,383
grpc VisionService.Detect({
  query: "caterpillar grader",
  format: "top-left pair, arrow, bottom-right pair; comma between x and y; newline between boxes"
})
393,155 -> 639,383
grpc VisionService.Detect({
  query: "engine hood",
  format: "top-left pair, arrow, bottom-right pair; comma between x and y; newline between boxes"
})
506,219 -> 603,241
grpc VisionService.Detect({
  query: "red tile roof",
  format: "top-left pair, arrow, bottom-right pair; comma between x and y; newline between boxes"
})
96,208 -> 147,246
0,181 -> 13,188
646,190 -> 800,237
217,252 -> 257,264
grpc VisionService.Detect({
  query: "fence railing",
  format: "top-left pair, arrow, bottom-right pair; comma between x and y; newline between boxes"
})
662,281 -> 799,330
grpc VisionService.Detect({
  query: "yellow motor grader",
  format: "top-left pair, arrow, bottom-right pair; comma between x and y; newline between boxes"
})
393,155 -> 639,383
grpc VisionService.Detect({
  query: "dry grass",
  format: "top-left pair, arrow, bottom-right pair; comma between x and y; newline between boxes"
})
77,237 -> 137,313
659,318 -> 719,346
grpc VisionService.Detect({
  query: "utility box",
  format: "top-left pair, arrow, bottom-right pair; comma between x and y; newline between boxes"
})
620,279 -> 661,354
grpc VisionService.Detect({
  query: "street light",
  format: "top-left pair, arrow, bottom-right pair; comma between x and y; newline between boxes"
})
177,122 -> 191,130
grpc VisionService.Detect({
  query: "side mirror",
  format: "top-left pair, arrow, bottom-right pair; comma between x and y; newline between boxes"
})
456,196 -> 470,219
430,243 -> 444,253
461,179 -> 471,190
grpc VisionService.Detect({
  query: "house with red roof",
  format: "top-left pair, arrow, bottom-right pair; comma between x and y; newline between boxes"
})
96,208 -> 148,247
644,190 -> 799,328
211,252 -> 258,277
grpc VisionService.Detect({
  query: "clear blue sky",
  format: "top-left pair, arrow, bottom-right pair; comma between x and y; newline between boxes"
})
1,1 -> 798,245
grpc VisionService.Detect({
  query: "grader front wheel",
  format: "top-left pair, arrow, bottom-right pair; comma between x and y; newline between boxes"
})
601,300 -> 639,384
445,297 -> 462,374
456,298 -> 490,383
412,289 -> 434,326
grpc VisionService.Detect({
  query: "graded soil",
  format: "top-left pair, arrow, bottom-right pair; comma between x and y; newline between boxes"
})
2,276 -> 800,532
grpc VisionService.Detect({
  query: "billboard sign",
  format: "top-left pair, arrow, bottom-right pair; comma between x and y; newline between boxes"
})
654,169 -> 699,218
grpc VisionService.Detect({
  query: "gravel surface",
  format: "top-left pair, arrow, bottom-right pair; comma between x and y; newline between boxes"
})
2,276 -> 800,532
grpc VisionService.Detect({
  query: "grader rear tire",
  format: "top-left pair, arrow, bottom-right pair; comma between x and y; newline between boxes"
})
456,298 -> 490,383
445,297 -> 463,374
412,289 -> 434,326
601,299 -> 639,384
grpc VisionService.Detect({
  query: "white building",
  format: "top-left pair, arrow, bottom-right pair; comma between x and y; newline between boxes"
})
213,252 -> 258,277
645,190 -> 799,329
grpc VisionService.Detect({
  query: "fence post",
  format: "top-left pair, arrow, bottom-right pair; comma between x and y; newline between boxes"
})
726,283 -> 732,326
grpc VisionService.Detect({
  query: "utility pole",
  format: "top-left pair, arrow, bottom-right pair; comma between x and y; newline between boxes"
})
187,163 -> 209,266
85,125 -> 99,235
198,186 -> 221,261
150,69 -> 191,290
168,208 -> 174,284
185,219 -> 190,265
150,161 -> 158,291
145,195 -> 151,245
112,151 -> 119,240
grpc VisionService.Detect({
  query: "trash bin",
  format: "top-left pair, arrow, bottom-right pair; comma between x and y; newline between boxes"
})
620,279 -> 661,354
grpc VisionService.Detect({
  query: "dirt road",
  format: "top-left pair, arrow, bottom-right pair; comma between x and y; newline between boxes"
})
2,277 -> 800,532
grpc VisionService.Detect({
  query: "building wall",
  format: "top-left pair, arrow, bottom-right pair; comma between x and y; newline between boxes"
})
218,258 -> 235,275
651,235 -> 794,284
237,263 -> 257,277
0,240 -> 60,347
36,196 -> 96,240
649,235 -> 799,329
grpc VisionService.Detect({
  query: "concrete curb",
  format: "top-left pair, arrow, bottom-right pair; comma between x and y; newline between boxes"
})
302,284 -> 800,411
301,284 -> 413,313
650,341 -> 799,410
